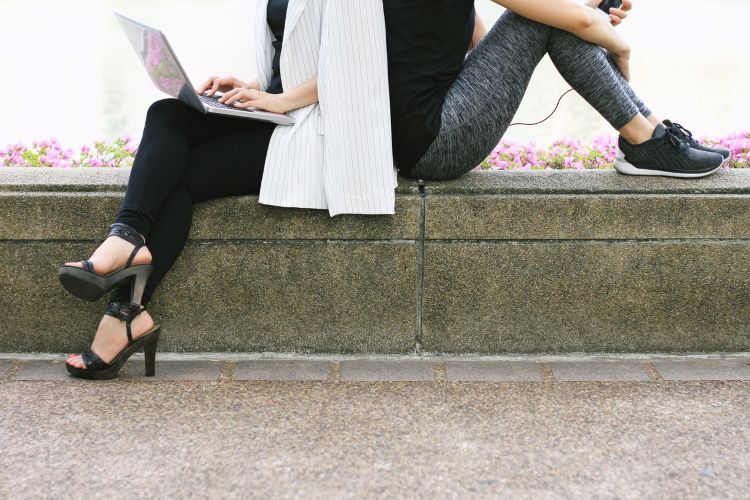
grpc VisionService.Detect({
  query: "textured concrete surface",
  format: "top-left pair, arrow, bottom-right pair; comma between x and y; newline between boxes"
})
0,360 -> 11,378
654,359 -> 750,381
0,242 -> 419,353
444,360 -> 542,382
422,241 -> 750,353
122,360 -> 225,381
548,361 -> 651,382
5,355 -> 747,382
424,169 -> 750,195
234,360 -> 330,381
339,360 -> 435,381
4,168 -> 750,355
0,376 -> 748,498
0,167 -> 422,195
425,194 -> 750,240
0,192 -> 422,241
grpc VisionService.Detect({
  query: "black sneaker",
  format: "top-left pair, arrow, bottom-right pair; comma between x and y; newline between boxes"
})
614,124 -> 724,178
663,119 -> 731,162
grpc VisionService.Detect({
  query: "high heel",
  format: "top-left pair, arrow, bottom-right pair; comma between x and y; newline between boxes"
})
66,301 -> 161,380
58,222 -> 152,303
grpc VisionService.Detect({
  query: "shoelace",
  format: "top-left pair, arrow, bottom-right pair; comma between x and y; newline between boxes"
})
666,122 -> 698,146
663,127 -> 691,155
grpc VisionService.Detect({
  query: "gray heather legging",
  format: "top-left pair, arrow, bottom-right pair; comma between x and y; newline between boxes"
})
410,10 -> 651,181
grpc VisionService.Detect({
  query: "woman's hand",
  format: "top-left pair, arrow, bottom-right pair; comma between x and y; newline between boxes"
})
219,88 -> 290,114
585,0 -> 632,27
196,75 -> 258,96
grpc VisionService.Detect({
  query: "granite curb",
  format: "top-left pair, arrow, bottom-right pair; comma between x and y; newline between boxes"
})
4,355 -> 749,383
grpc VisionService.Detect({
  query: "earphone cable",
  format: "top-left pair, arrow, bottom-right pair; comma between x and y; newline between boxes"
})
509,88 -> 575,127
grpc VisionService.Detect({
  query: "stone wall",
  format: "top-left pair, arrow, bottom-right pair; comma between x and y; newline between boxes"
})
1,168 -> 749,354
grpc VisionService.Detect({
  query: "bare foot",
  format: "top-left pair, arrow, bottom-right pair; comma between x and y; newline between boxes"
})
64,234 -> 152,275
66,310 -> 155,369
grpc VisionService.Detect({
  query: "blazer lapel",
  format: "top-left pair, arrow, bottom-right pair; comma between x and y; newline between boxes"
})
284,0 -> 310,41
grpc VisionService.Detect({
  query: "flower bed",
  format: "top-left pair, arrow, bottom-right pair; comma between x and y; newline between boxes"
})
2,132 -> 749,169
480,131 -> 750,171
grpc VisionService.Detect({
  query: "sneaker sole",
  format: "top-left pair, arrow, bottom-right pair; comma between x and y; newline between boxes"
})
613,157 -> 723,178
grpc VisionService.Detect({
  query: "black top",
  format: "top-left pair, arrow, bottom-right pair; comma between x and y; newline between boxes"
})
383,0 -> 476,171
267,0 -> 289,95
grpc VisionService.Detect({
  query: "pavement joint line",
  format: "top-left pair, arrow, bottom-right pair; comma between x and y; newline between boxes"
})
539,363 -> 555,383
644,361 -> 664,381
2,360 -> 24,380
326,361 -> 340,382
219,362 -> 236,382
433,361 -> 447,383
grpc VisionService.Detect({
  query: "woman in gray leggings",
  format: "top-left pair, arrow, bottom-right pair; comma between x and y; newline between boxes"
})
384,0 -> 729,180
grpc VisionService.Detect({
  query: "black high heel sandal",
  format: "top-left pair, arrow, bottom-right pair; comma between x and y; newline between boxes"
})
66,301 -> 161,380
58,223 -> 152,303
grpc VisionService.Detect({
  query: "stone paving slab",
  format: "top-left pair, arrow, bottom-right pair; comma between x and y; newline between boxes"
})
13,360 -> 84,381
0,360 -> 12,378
339,360 -> 435,382
121,360 -> 225,381
653,359 -> 750,381
234,360 -> 330,381
549,361 -> 651,382
444,360 -> 542,382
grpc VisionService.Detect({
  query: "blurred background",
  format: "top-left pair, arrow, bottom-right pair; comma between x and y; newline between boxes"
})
1,0 -> 747,147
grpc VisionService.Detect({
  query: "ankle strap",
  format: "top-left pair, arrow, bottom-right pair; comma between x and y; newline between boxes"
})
104,302 -> 145,343
108,223 -> 145,268
108,223 -> 144,247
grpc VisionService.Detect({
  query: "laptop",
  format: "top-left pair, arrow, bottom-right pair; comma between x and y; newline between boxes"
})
115,12 -> 295,126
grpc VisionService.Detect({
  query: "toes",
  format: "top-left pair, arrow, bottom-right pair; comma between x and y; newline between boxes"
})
66,355 -> 85,369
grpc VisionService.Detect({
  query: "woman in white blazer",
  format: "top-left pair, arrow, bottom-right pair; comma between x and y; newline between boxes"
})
59,0 -> 395,380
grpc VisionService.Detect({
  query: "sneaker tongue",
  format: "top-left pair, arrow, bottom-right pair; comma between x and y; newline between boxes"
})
652,123 -> 667,139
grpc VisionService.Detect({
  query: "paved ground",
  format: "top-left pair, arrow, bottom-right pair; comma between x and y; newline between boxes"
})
0,354 -> 748,498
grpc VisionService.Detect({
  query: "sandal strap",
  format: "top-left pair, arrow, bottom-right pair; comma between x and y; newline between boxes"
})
104,302 -> 145,344
81,260 -> 94,273
82,350 -> 110,370
108,223 -> 146,267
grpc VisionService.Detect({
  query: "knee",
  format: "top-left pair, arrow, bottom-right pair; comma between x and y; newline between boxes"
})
146,98 -> 189,122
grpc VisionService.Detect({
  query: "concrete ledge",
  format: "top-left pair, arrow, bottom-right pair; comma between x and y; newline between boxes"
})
1,168 -> 750,354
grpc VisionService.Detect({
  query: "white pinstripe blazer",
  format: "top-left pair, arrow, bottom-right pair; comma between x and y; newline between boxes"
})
255,0 -> 398,216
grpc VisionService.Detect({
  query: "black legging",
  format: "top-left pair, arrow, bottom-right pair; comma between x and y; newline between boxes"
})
110,98 -> 276,306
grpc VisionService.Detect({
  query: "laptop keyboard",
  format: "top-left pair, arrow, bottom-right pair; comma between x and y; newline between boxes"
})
199,94 -> 255,112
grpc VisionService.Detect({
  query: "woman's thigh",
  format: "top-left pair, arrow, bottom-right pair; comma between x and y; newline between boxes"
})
181,121 -> 276,203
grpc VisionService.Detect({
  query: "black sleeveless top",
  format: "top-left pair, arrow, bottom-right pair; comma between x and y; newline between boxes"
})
267,0 -> 289,95
382,0 -> 476,171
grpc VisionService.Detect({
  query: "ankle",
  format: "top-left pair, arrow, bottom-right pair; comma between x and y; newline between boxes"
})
618,113 -> 655,146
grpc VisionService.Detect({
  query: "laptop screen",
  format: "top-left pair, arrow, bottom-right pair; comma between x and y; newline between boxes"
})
117,14 -> 192,100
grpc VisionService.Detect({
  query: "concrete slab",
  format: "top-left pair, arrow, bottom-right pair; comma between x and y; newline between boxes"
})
0,360 -> 12,378
122,360 -> 225,381
444,360 -> 542,382
549,361 -> 651,382
653,359 -> 750,381
424,194 -> 750,240
339,360 -> 435,382
234,360 -> 330,381
422,241 -> 750,353
13,360 -> 84,381
0,241 -> 419,354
